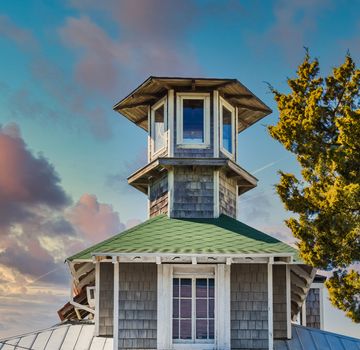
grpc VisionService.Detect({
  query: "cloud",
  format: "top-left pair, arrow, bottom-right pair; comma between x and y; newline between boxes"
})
61,1 -> 202,94
0,123 -> 127,289
67,193 -> 125,244
251,0 -> 333,62
0,14 -> 37,50
0,123 -> 70,228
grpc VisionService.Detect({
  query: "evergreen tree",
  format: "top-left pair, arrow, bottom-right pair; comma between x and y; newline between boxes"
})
269,51 -> 360,321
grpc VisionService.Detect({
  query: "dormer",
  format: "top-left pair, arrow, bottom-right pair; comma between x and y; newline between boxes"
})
114,77 -> 272,219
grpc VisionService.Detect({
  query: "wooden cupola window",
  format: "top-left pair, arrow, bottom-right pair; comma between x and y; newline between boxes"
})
176,93 -> 210,148
151,97 -> 167,155
220,97 -> 235,158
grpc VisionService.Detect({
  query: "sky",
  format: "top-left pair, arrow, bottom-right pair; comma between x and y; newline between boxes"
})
0,0 -> 359,339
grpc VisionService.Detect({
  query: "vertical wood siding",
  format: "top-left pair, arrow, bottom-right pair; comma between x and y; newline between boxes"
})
118,263 -> 157,349
231,264 -> 269,349
149,175 -> 168,217
172,166 -> 214,218
305,288 -> 321,329
98,263 -> 114,336
219,170 -> 237,218
273,265 -> 287,339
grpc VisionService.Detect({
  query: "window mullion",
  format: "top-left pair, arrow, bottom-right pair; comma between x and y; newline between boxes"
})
192,277 -> 196,343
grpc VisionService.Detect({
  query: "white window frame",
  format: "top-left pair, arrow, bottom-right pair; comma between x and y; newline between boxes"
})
176,93 -> 211,149
151,96 -> 167,157
172,271 -> 215,346
157,264 -> 230,350
219,97 -> 235,159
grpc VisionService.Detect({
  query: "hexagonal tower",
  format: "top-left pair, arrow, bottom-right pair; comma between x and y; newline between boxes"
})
114,77 -> 272,219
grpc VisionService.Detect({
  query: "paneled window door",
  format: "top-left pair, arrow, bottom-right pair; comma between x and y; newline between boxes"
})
172,277 -> 215,344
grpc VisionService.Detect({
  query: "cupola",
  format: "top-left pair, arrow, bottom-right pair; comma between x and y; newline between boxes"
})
114,77 -> 272,219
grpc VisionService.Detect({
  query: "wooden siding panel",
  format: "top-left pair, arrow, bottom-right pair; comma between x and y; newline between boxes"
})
219,170 -> 237,218
231,264 -> 268,350
172,166 -> 214,218
98,263 -> 114,336
149,175 -> 168,217
305,288 -> 321,329
273,265 -> 287,339
118,263 -> 157,349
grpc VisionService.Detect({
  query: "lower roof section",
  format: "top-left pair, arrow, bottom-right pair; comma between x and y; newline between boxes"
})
67,214 -> 299,262
275,324 -> 360,350
2,322 -> 359,350
0,321 -> 112,350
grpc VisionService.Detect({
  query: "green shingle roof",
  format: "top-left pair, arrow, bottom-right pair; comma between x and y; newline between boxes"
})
67,214 -> 299,261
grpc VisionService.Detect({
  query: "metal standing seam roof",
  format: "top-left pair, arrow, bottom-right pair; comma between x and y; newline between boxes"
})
275,324 -> 360,350
2,323 -> 359,350
67,214 -> 300,262
0,322 -> 112,350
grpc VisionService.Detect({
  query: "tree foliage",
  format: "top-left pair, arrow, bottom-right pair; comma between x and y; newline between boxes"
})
269,51 -> 360,321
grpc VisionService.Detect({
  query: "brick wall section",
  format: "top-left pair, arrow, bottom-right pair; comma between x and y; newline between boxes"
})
173,90 -> 214,158
231,264 -> 268,349
273,265 -> 287,339
306,288 -> 321,329
149,175 -> 168,217
219,170 -> 237,218
99,263 -> 114,336
118,263 -> 157,349
172,166 -> 214,218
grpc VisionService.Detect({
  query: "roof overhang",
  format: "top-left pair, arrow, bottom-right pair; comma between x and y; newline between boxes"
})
127,157 -> 258,195
113,76 -> 272,133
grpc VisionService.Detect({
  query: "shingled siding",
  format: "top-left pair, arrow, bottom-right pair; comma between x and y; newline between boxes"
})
118,263 -> 157,349
273,265 -> 287,339
99,263 -> 114,336
173,91 -> 214,158
149,175 -> 168,218
219,170 -> 237,218
305,288 -> 321,329
172,166 -> 214,218
231,264 -> 268,349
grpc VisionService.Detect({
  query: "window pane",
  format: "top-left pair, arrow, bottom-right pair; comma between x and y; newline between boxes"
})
196,298 -> 207,318
209,320 -> 214,339
180,279 -> 192,297
180,320 -> 192,339
222,106 -> 232,153
180,299 -> 192,318
196,279 -> 207,298
173,298 -> 179,318
183,99 -> 204,143
209,298 -> 214,318
209,278 -> 214,297
173,278 -> 179,297
173,319 -> 179,339
196,320 -> 208,339
154,105 -> 165,152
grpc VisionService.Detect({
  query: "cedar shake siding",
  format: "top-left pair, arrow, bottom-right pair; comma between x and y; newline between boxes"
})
118,263 -> 157,349
99,263 -> 114,336
306,288 -> 321,329
149,175 -> 168,218
273,265 -> 287,339
219,170 -> 237,218
231,264 -> 268,349
172,166 -> 214,218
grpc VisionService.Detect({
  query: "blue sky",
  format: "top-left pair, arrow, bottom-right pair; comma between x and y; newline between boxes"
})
0,0 -> 359,339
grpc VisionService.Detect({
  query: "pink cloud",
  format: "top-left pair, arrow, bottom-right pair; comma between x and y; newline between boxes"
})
67,193 -> 125,244
0,14 -> 37,50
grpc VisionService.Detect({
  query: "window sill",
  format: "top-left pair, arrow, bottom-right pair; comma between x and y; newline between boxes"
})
177,143 -> 211,149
